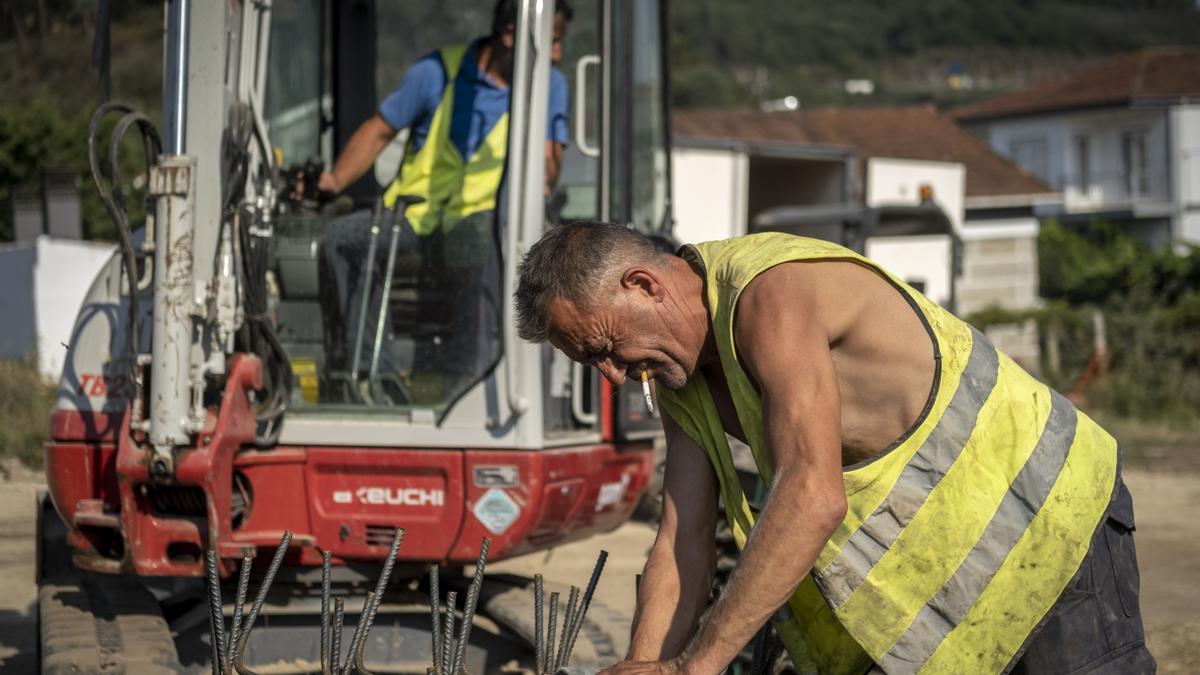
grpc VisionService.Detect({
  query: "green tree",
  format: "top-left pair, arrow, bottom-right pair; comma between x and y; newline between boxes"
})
0,97 -> 153,242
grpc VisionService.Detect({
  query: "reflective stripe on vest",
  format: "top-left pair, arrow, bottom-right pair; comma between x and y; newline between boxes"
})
656,232 -> 1118,674
382,44 -> 509,235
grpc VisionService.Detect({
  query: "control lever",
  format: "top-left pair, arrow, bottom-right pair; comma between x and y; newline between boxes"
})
348,195 -> 425,406
348,198 -> 386,390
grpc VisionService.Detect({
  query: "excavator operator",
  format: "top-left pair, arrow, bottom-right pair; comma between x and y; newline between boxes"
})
317,0 -> 572,403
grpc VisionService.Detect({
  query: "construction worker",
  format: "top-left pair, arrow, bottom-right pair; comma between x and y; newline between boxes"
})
317,0 -> 571,400
514,223 -> 1155,674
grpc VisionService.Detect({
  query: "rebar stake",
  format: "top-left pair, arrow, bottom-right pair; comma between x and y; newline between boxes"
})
545,592 -> 559,675
234,530 -> 293,675
332,598 -> 345,674
430,565 -> 442,675
562,550 -> 608,668
351,591 -> 381,675
228,553 -> 253,673
205,550 -> 226,675
372,529 -> 405,601
534,575 -> 545,675
554,586 -> 579,672
451,538 -> 490,675
344,529 -> 404,674
442,591 -> 457,674
321,551 -> 332,675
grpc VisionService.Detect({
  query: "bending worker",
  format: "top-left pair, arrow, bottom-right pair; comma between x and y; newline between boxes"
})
318,0 -> 571,396
514,224 -> 1154,674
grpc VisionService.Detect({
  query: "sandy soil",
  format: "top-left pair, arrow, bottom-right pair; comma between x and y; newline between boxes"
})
0,463 -> 1195,673
1123,468 -> 1200,673
0,461 -> 40,674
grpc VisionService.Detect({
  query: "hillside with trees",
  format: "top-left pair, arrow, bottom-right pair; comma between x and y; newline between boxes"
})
1,0 -> 1199,240
668,0 -> 1200,108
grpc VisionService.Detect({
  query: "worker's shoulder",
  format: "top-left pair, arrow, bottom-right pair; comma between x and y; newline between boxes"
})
743,256 -> 874,298
737,259 -> 882,335
737,260 -> 826,318
411,49 -> 452,78
388,50 -> 451,93
701,232 -> 860,281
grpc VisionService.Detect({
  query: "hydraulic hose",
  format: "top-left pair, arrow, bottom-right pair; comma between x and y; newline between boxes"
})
87,103 -> 162,396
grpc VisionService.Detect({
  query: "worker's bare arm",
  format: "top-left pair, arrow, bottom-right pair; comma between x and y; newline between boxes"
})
319,114 -> 399,194
677,264 -> 847,673
624,407 -> 718,663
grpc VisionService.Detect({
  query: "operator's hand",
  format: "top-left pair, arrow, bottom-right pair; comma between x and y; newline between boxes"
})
599,657 -> 687,675
318,170 -> 342,195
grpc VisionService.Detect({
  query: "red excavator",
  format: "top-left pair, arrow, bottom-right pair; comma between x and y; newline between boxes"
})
38,1 -> 674,671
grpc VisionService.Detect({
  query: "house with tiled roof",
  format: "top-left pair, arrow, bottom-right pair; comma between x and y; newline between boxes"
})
669,105 -> 1059,367
952,47 -> 1200,246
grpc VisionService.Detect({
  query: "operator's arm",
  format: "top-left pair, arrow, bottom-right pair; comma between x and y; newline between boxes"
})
544,66 -> 569,195
626,408 -> 719,661
319,114 -> 398,194
319,52 -> 443,194
677,264 -> 847,673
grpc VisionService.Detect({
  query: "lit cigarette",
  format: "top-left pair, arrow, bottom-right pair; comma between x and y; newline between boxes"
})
641,369 -> 655,415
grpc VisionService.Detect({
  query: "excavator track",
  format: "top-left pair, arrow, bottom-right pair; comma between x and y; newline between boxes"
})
38,496 -> 182,674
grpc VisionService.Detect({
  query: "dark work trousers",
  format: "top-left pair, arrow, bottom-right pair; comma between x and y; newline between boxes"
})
1008,472 -> 1156,674
318,209 -> 414,376
860,471 -> 1155,675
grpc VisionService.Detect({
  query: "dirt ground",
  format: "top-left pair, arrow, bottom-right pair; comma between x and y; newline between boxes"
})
0,461 -> 1196,673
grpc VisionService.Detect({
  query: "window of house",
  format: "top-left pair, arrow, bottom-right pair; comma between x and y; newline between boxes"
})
1121,130 -> 1150,197
1074,135 -> 1091,192
1009,137 -> 1051,186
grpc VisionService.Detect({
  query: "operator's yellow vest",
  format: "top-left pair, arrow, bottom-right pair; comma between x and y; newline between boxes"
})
657,233 -> 1118,674
382,44 -> 509,235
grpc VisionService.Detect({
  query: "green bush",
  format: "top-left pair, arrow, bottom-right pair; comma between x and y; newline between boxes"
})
0,97 -> 154,243
969,220 -> 1200,429
0,358 -> 56,469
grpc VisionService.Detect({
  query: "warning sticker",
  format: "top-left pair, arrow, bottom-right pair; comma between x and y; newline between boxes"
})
473,488 -> 521,535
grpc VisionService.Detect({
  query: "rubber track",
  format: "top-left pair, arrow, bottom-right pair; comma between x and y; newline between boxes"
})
39,573 -> 182,674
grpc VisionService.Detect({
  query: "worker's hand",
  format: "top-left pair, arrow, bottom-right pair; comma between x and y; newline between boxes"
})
317,170 -> 342,195
599,657 -> 688,675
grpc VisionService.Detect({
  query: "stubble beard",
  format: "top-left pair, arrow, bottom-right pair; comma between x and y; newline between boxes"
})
655,360 -> 691,391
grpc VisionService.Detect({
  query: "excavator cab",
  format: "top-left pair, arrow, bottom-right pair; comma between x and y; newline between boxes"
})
41,1 -> 672,671
262,0 -> 672,433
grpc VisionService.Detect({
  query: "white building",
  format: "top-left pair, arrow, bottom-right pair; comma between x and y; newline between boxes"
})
669,137 -> 852,245
863,157 -> 964,308
953,47 -> 1200,247
671,106 -> 1057,369
0,237 -> 116,379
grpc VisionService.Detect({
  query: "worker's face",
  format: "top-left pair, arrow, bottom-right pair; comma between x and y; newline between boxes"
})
499,12 -> 568,64
546,269 -> 696,391
498,25 -> 517,80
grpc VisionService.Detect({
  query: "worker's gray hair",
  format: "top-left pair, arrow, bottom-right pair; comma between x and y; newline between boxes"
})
514,221 -> 665,343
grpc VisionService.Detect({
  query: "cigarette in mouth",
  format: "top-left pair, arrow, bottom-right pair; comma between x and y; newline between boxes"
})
641,369 -> 655,415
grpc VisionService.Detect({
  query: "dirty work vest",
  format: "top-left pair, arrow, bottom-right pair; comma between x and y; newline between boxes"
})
382,44 -> 509,235
656,232 -> 1118,674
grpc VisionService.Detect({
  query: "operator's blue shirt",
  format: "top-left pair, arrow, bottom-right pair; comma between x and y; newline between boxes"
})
379,37 -> 569,160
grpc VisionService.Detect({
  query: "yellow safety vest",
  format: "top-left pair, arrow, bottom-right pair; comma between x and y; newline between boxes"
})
382,44 -> 509,235
657,232 -> 1118,674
